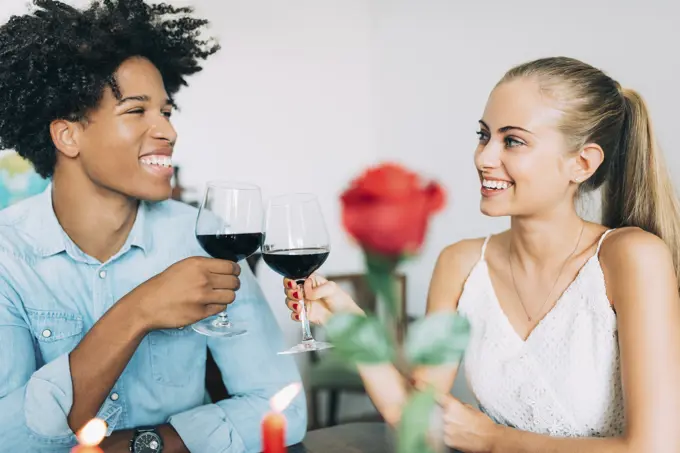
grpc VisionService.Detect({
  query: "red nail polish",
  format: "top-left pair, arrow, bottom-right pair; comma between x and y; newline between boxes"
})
295,314 -> 300,321
293,291 -> 299,299
287,281 -> 294,288
292,303 -> 299,311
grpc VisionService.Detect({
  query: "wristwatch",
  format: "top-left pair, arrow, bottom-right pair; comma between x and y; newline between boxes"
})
129,427 -> 164,453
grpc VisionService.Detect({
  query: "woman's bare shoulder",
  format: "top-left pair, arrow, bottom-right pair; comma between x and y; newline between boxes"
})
428,233 -> 505,312
599,227 -> 670,265
599,227 -> 675,304
437,237 -> 488,269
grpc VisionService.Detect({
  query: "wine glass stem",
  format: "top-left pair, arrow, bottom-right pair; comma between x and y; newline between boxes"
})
299,300 -> 314,343
214,309 -> 231,328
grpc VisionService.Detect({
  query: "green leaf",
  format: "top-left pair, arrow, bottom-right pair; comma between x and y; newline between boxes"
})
325,313 -> 395,364
398,387 -> 438,453
405,312 -> 470,366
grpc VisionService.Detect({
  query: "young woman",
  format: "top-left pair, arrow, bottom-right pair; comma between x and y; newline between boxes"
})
284,57 -> 680,452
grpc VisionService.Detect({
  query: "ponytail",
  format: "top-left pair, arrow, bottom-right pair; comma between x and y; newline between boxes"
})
602,88 -> 680,283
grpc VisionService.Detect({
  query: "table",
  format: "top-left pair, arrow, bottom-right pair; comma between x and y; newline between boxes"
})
289,422 -> 462,453
290,422 -> 394,453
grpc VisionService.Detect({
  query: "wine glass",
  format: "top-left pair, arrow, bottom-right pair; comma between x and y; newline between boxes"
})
262,193 -> 333,355
192,181 -> 263,337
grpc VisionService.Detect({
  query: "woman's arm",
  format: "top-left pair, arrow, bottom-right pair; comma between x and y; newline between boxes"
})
443,228 -> 680,453
412,239 -> 485,394
600,229 -> 680,452
288,239 -> 483,425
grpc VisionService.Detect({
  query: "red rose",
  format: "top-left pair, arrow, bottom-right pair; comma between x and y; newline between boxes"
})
341,163 -> 446,257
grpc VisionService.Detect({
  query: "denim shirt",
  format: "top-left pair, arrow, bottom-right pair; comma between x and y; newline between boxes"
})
0,187 -> 306,453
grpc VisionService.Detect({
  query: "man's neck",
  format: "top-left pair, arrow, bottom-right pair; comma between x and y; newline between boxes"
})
51,170 -> 139,263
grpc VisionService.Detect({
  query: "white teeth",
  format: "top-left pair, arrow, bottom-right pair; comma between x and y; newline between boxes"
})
140,155 -> 173,168
482,179 -> 512,190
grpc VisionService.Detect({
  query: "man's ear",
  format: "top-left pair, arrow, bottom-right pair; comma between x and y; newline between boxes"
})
49,119 -> 81,158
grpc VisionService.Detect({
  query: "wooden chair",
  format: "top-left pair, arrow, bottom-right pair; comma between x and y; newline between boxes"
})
307,273 -> 408,429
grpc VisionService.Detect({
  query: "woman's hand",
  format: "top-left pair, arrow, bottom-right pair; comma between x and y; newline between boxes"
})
440,395 -> 501,453
283,274 -> 364,325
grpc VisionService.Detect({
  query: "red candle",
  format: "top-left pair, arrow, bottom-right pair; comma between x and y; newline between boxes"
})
262,411 -> 286,453
71,419 -> 106,453
261,383 -> 302,453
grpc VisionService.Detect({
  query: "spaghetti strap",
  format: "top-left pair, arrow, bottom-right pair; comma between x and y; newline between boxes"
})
480,235 -> 492,261
596,229 -> 615,255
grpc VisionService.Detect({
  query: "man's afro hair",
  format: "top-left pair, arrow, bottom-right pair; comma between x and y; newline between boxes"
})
0,0 -> 220,178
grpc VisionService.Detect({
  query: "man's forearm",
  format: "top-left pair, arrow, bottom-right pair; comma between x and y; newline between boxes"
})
68,295 -> 148,433
100,424 -> 189,453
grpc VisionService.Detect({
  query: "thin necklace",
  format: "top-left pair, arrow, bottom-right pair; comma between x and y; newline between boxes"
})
508,221 -> 585,322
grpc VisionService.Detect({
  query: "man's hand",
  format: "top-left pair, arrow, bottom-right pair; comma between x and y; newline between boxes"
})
130,256 -> 241,331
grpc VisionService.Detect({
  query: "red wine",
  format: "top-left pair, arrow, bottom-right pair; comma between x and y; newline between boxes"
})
262,248 -> 330,280
197,233 -> 263,262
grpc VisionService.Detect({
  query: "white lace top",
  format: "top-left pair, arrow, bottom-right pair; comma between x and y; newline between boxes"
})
458,230 -> 626,437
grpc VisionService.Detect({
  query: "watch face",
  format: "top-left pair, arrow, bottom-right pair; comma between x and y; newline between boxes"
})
133,431 -> 162,453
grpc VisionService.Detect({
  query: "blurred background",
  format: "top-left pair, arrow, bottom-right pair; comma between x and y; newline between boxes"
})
2,0 -> 679,430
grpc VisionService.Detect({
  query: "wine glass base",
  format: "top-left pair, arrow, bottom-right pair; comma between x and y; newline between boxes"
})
277,340 -> 334,355
192,317 -> 247,337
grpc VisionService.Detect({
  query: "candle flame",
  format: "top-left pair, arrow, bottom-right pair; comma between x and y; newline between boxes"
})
270,382 -> 302,413
77,418 -> 107,446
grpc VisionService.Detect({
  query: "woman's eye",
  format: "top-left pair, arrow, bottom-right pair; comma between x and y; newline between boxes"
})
127,108 -> 144,115
476,130 -> 490,141
505,137 -> 525,148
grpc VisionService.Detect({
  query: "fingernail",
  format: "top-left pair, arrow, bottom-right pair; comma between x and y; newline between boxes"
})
294,314 -> 300,321
292,303 -> 299,311
287,281 -> 294,288
293,291 -> 299,299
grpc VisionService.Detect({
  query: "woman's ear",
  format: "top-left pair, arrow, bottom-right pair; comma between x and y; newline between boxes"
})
572,143 -> 604,183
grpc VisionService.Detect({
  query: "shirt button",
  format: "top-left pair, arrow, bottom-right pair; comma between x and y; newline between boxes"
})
110,392 -> 119,401
99,270 -> 107,279
41,329 -> 52,338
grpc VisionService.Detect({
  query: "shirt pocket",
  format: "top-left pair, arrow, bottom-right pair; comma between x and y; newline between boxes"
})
26,309 -> 84,363
148,327 -> 206,387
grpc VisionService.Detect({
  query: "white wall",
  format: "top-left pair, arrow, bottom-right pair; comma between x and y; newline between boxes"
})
178,0 -> 680,417
173,0 -> 680,322
4,0 -> 679,422
171,2 -> 379,383
173,0 -> 382,420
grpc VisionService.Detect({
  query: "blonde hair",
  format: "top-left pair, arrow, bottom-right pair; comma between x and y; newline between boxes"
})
501,57 -> 680,282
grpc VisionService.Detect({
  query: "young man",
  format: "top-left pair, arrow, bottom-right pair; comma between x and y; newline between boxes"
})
0,1 -> 306,452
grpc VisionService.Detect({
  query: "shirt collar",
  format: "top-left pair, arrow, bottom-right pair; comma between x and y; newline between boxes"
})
128,199 -> 153,254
